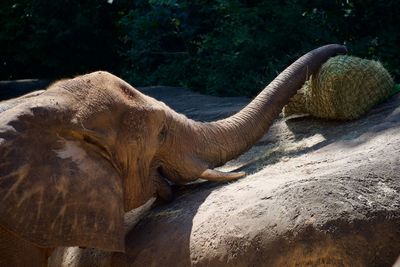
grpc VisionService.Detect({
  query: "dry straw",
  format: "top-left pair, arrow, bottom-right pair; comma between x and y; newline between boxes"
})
283,55 -> 395,120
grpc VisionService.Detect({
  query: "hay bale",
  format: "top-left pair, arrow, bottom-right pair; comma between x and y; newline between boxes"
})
284,55 -> 395,120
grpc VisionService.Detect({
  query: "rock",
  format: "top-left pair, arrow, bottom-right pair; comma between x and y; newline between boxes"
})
48,87 -> 400,267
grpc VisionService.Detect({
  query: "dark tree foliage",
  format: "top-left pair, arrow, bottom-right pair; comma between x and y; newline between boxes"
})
119,0 -> 400,96
305,0 -> 400,84
1,0 -> 399,96
0,0 -> 127,80
119,0 -> 326,96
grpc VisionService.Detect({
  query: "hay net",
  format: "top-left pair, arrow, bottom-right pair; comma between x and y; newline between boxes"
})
283,55 -> 395,120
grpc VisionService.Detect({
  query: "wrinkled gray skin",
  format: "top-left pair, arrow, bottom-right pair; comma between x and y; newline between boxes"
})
0,44 -> 346,266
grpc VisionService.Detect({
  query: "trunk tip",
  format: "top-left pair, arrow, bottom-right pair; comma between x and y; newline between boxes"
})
320,44 -> 348,56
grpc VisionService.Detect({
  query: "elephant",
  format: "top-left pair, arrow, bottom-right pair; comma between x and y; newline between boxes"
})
0,44 -> 346,266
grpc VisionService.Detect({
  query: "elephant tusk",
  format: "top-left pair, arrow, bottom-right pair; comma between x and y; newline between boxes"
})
199,169 -> 246,182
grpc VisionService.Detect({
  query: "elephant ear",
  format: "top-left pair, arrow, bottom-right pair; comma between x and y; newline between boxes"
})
0,98 -> 125,252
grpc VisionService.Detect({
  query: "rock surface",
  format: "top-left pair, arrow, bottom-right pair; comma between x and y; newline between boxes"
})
49,86 -> 400,267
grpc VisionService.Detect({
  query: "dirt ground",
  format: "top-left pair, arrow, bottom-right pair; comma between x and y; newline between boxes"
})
45,86 -> 399,266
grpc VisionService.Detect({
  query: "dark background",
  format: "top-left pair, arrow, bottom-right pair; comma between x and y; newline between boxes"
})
1,0 -> 399,97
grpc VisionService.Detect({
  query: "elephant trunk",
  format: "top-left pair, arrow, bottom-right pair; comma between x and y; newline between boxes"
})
161,44 -> 346,183
195,44 -> 346,168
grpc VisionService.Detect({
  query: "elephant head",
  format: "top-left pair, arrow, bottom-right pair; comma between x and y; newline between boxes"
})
0,44 -> 346,254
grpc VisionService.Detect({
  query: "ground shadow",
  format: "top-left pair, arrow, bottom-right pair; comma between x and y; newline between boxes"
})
109,181 -> 219,266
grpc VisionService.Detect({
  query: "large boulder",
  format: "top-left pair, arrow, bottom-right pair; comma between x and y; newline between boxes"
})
50,87 -> 400,267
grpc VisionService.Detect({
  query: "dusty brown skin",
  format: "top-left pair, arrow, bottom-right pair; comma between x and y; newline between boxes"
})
0,44 -> 346,265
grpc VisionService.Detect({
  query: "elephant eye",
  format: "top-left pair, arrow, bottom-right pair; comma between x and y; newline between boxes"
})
158,125 -> 167,143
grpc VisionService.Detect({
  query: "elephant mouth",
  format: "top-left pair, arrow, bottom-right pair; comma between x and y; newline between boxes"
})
159,165 -> 183,183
